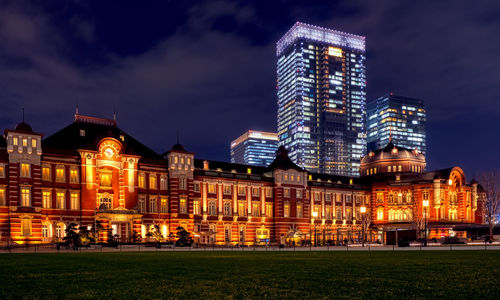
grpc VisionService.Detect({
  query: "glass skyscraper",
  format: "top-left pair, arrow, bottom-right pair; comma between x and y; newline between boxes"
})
276,22 -> 366,176
230,130 -> 279,167
367,93 -> 426,153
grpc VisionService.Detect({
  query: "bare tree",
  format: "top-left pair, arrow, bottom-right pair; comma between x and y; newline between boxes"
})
477,171 -> 500,241
409,191 -> 425,242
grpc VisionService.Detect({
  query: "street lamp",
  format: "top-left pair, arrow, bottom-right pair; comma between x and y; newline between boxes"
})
360,206 -> 366,247
423,200 -> 429,247
312,211 -> 318,247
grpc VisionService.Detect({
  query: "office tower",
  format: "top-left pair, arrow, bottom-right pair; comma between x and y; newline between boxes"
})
230,130 -> 279,167
367,93 -> 426,154
276,22 -> 366,176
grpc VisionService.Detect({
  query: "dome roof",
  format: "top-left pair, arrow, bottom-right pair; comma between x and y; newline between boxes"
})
361,141 -> 425,165
15,122 -> 33,132
171,143 -> 187,152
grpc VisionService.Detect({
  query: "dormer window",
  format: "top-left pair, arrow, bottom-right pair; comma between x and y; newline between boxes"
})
119,134 -> 125,141
80,129 -> 85,137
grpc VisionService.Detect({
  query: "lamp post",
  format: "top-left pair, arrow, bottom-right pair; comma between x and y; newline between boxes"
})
360,206 -> 366,247
423,200 -> 429,247
312,211 -> 318,247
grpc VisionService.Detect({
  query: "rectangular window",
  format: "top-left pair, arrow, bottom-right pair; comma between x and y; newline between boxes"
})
224,202 -> 231,216
20,163 -> 30,177
314,192 -> 320,202
13,137 -> 18,146
336,207 -> 342,220
179,178 -> 187,190
149,174 -> 157,189
283,188 -> 290,198
56,166 -> 65,182
284,203 -> 290,217
238,186 -> 245,196
42,166 -> 51,181
238,201 -> 246,216
223,185 -> 231,195
296,203 -> 303,218
325,193 -> 331,201
138,197 -> 145,213
0,164 -> 5,178
326,207 -> 332,220
149,197 -> 157,213
265,203 -> 273,217
208,201 -> 217,216
0,187 -> 6,206
251,187 -> 259,197
296,189 -> 302,199
346,195 -> 351,203
193,200 -> 201,215
69,169 -> 79,183
21,218 -> 31,237
208,184 -> 216,194
160,176 -> 167,190
21,187 -> 31,206
42,190 -> 51,208
138,174 -> 145,188
70,192 -> 79,210
193,182 -> 200,192
265,188 -> 272,198
31,139 -> 37,148
180,197 -> 187,214
56,191 -> 65,209
22,138 -> 27,147
252,203 -> 259,217
160,196 -> 168,213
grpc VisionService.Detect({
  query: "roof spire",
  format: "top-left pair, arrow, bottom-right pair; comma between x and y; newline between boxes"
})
113,105 -> 116,121
75,104 -> 79,115
388,127 -> 393,143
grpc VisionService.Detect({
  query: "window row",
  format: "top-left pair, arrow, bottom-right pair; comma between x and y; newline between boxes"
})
137,195 -> 169,213
137,173 -> 168,190
42,164 -> 79,183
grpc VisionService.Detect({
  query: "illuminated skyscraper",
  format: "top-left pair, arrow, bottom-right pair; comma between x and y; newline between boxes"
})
276,22 -> 366,176
231,130 -> 279,167
367,93 -> 426,154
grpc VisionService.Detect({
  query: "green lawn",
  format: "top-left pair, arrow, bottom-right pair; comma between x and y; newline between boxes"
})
0,251 -> 499,299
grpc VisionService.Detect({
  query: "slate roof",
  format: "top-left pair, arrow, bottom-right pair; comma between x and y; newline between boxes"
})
42,117 -> 165,164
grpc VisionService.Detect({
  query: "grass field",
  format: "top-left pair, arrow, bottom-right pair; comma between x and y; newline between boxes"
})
0,251 -> 499,299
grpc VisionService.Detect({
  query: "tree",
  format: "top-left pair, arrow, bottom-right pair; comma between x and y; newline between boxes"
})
79,226 -> 95,246
146,224 -> 163,247
175,226 -> 193,247
477,171 -> 500,241
63,223 -> 80,250
409,192 -> 425,242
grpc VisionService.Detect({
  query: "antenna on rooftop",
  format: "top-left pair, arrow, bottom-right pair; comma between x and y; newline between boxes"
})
113,105 -> 116,121
75,104 -> 79,115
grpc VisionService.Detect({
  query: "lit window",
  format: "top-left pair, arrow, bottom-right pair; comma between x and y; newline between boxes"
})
296,189 -> 302,199
56,166 -> 65,182
138,173 -> 145,188
223,185 -> 231,195
138,196 -> 145,212
179,178 -> 187,190
22,138 -> 27,147
21,187 -> 30,206
193,200 -> 201,215
284,202 -> 290,217
100,173 -> 112,187
56,223 -> 65,239
251,187 -> 259,197
70,169 -> 79,183
21,217 -> 31,237
208,201 -> 217,215
238,186 -> 246,196
42,190 -> 51,208
326,207 -> 332,220
56,191 -> 65,209
238,201 -> 246,216
265,203 -> 273,217
31,139 -> 37,148
160,196 -> 168,213
224,202 -> 231,216
149,174 -> 157,189
180,197 -> 187,214
398,165 -> 402,172
160,176 -> 167,190
80,129 -> 85,137
296,203 -> 303,218
377,208 -> 384,220
70,192 -> 79,210
193,182 -> 200,192
265,188 -> 272,198
0,187 -> 6,206
42,166 -> 51,181
20,163 -> 30,177
13,137 -> 18,146
252,203 -> 259,217
208,184 -> 216,194
0,164 -> 4,178
284,188 -> 290,198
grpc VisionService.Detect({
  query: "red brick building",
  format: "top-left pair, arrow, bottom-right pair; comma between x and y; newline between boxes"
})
0,115 -> 483,245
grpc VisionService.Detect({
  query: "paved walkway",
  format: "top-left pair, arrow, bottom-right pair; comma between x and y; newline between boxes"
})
1,243 -> 499,253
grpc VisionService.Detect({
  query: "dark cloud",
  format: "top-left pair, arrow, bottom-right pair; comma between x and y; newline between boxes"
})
0,0 -> 498,176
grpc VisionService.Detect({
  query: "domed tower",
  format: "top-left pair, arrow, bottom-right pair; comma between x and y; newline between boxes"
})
360,138 -> 425,177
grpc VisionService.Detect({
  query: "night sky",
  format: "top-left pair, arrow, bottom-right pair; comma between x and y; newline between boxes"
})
1,0 -> 499,178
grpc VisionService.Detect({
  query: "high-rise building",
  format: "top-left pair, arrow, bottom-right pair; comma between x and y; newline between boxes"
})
367,93 -> 426,154
230,130 -> 278,167
276,22 -> 366,176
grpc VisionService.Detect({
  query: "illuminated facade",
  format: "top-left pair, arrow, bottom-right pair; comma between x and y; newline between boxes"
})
277,22 -> 367,176
230,130 -> 278,167
0,114 -> 483,246
367,93 -> 426,154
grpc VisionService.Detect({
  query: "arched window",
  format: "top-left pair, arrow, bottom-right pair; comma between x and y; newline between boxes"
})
55,223 -> 66,240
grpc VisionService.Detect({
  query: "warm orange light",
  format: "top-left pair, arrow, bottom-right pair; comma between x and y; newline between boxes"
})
328,47 -> 342,57
360,206 -> 366,214
312,211 -> 318,218
448,179 -> 453,186
423,200 -> 429,207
